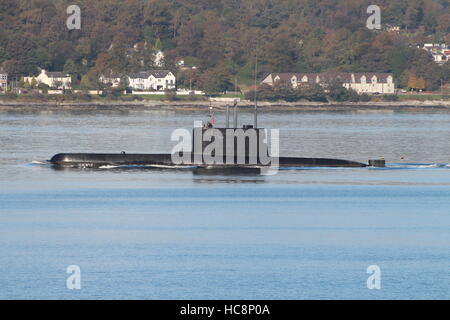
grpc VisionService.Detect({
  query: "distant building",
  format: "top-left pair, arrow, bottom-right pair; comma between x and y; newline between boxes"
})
128,70 -> 176,91
262,72 -> 395,94
154,50 -> 165,68
99,74 -> 122,88
0,69 -> 7,90
423,43 -> 447,49
421,43 -> 449,64
24,69 -> 71,89
445,50 -> 450,60
128,42 -> 166,68
175,57 -> 185,68
432,53 -> 448,63
385,24 -> 400,33
175,57 -> 199,70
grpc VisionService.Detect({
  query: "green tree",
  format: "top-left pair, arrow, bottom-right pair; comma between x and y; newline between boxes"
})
64,59 -> 80,86
37,83 -> 49,94
0,0 -> 448,94
64,59 -> 78,75
52,80 -> 63,89
404,0 -> 424,29
80,75 -> 92,89
155,38 -> 163,51
30,77 -> 38,89
199,65 -> 233,95
325,80 -> 360,102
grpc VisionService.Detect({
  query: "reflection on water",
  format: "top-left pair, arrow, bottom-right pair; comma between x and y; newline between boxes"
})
1,110 -> 450,299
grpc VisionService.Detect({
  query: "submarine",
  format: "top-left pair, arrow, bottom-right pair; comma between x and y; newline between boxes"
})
49,152 -> 369,168
48,102 -> 385,170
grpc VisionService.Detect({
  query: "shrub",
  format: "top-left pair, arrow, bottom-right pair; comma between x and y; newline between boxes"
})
119,95 -> 134,102
72,93 -> 92,101
346,89 -> 361,102
37,83 -> 49,94
382,94 -> 399,102
187,94 -> 205,101
1,92 -> 18,100
53,95 -> 66,103
359,93 -> 371,102
302,84 -> 328,102
165,90 -> 178,101
20,92 -> 47,101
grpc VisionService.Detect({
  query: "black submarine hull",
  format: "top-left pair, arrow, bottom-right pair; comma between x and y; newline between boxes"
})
49,153 -> 367,168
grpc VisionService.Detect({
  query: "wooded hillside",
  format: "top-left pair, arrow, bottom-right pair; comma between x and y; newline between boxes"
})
0,0 -> 449,90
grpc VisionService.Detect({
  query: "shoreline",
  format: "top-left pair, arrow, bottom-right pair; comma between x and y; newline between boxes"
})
1,99 -> 450,112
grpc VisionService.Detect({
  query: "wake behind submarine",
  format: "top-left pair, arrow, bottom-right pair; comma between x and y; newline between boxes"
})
48,102 -> 385,170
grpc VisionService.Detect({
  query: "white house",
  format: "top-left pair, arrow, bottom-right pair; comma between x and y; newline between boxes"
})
99,74 -> 122,88
128,70 -> 176,91
432,53 -> 447,63
422,43 -> 449,65
0,69 -> 7,90
385,25 -> 400,33
24,69 -> 71,89
262,72 -> 395,94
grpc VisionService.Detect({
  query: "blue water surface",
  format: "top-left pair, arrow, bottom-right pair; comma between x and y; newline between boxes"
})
0,110 -> 449,299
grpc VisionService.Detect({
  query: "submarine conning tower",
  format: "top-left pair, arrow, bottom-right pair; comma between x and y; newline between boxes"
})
192,126 -> 270,166
190,101 -> 272,166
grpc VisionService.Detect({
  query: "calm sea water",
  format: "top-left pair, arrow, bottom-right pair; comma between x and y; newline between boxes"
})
0,109 -> 449,299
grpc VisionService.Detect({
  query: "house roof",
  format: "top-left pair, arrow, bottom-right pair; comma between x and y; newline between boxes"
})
129,70 -> 172,79
45,71 -> 70,78
100,73 -> 122,79
268,72 -> 393,84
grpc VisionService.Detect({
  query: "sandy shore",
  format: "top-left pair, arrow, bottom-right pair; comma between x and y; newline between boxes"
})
1,99 -> 450,112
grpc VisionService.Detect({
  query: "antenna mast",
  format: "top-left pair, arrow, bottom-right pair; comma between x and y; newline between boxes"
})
254,49 -> 258,128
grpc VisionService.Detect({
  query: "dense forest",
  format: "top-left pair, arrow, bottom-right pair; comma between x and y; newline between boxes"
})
0,0 -> 449,91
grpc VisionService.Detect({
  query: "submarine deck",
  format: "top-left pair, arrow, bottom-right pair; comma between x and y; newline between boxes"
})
49,153 -> 368,168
